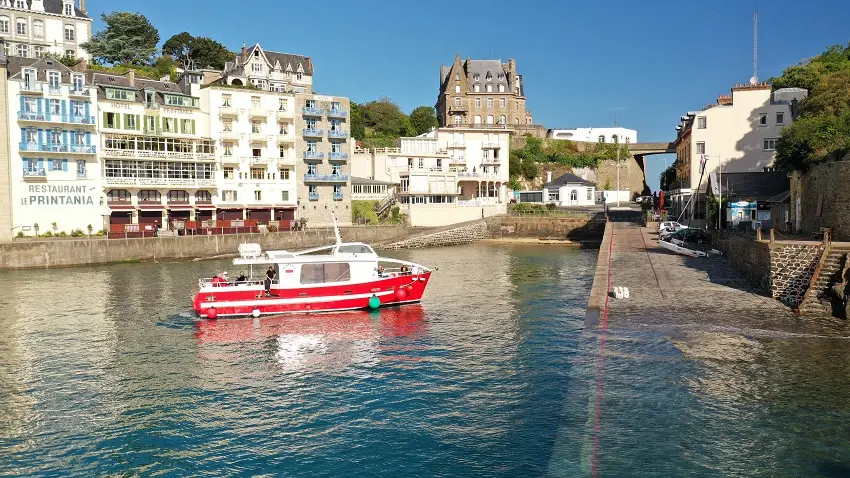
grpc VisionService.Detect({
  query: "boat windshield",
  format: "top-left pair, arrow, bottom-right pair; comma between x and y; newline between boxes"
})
337,244 -> 374,254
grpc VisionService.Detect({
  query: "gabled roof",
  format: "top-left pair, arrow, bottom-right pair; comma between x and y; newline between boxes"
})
239,44 -> 313,75
543,172 -> 595,188
707,171 -> 789,201
466,59 -> 509,88
5,55 -> 76,82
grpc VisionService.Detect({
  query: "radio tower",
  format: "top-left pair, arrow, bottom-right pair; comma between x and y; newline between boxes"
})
751,9 -> 759,85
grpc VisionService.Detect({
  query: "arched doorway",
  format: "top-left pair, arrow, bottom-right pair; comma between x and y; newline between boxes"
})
231,78 -> 243,86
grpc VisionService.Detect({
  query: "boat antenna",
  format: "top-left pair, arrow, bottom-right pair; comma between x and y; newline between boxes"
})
332,213 -> 342,245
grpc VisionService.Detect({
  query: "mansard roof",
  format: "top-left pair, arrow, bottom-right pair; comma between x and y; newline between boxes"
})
43,0 -> 91,19
5,55 -> 77,82
238,43 -> 313,75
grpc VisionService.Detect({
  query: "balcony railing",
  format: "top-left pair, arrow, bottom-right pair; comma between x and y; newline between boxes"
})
303,151 -> 324,160
77,170 -> 87,178
102,148 -> 215,161
333,191 -> 344,201
277,112 -> 294,122
303,128 -> 323,137
18,111 -> 96,125
328,152 -> 349,160
277,134 -> 295,143
304,173 -> 349,183
47,85 -> 62,95
220,106 -> 238,116
250,132 -> 267,142
249,108 -> 266,118
145,102 -> 159,110
278,155 -> 295,165
482,142 -> 502,149
327,109 -> 348,118
103,177 -> 216,187
221,130 -> 239,140
21,82 -> 43,93
328,130 -> 348,139
302,107 -> 325,116
482,157 -> 501,164
309,192 -> 320,201
19,143 -> 97,154
23,168 -> 46,177
69,87 -> 90,97
448,142 -> 466,149
458,171 -> 501,179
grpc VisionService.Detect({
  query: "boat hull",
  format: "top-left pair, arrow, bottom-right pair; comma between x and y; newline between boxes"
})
192,272 -> 432,318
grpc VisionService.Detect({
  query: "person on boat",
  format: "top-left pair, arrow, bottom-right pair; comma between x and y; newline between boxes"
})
265,266 -> 276,296
212,271 -> 228,287
377,265 -> 385,278
400,265 -> 409,275
235,272 -> 247,284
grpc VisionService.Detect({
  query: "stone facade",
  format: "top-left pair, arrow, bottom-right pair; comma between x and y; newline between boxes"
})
769,243 -> 822,307
790,160 -> 850,240
378,220 -> 490,250
486,215 -> 606,241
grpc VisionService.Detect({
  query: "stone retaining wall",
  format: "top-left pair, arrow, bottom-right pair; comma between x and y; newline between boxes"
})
378,221 -> 490,250
487,215 -> 606,241
718,236 -> 822,307
0,226 -> 413,269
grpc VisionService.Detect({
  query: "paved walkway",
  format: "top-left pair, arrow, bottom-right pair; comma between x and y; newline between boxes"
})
587,220 -> 806,333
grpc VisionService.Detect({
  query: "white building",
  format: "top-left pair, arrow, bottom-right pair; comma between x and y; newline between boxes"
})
352,126 -> 511,226
92,70 -> 217,232
221,43 -> 313,94
197,84 -> 298,227
5,55 -> 99,236
669,83 -> 807,222
549,127 -> 637,144
542,172 -> 596,206
0,0 -> 91,60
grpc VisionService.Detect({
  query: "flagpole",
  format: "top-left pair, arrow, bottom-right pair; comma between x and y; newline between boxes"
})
718,158 -> 722,230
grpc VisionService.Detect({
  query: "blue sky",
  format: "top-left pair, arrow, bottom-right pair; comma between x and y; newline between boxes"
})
93,0 -> 850,190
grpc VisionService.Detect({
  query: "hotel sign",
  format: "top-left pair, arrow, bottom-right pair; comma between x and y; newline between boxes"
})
21,184 -> 97,206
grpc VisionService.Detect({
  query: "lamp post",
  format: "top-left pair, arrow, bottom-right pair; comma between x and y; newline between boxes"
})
616,140 -> 621,207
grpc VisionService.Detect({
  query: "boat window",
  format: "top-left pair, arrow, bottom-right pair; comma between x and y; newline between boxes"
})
300,263 -> 351,284
300,264 -> 325,284
337,244 -> 373,254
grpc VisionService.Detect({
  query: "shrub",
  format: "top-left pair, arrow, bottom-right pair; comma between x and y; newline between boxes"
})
352,200 -> 379,225
16,231 -> 24,238
267,224 -> 278,232
71,229 -> 85,237
41,231 -> 53,237
58,231 -> 68,237
546,203 -> 557,211
96,230 -> 105,236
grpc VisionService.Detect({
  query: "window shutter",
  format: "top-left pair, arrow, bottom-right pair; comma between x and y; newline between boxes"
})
62,159 -> 68,172
84,102 -> 90,118
20,129 -> 26,145
61,100 -> 67,118
38,158 -> 44,171
103,111 -> 108,126
135,115 -> 140,130
63,130 -> 69,145
22,158 -> 28,170
85,132 -> 91,146
191,119 -> 196,135
37,129 -> 44,144
116,113 -> 121,129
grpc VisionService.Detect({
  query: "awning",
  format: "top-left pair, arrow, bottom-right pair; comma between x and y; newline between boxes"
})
195,205 -> 216,209
138,205 -> 166,209
108,205 -> 136,210
168,207 -> 194,211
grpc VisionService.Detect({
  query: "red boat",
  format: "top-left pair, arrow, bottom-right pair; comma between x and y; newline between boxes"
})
192,219 -> 433,319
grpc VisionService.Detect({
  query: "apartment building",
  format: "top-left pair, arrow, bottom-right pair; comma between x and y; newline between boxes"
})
0,0 -> 91,60
92,70 -> 216,231
198,84 -> 298,227
549,127 -> 637,144
294,93 -> 352,226
221,43 -> 313,94
5,55 -> 98,235
669,83 -> 807,222
436,54 -> 532,127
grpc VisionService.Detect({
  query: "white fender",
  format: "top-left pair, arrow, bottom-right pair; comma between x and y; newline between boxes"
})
252,308 -> 261,318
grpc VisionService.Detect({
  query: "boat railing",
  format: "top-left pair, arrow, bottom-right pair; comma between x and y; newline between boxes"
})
198,278 -> 278,288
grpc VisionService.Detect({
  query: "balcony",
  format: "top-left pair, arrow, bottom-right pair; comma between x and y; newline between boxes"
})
249,108 -> 266,119
303,128 -> 323,138
250,132 -> 267,143
21,82 -> 43,94
328,109 -> 348,118
77,169 -> 87,179
309,192 -> 320,201
448,104 -> 468,113
248,156 -> 272,165
304,173 -> 349,183
69,86 -> 90,98
277,155 -> 295,166
221,130 -> 239,141
103,176 -> 216,188
277,134 -> 295,144
47,85 -> 62,95
458,171 -> 501,179
302,107 -> 325,116
482,142 -> 501,149
23,168 -> 46,178
328,152 -> 349,161
19,143 -> 97,154
102,148 -> 216,162
17,111 -> 96,126
447,142 -> 466,149
333,191 -> 344,201
482,156 -> 501,164
145,102 -> 160,110
328,130 -> 348,139
220,106 -> 238,117
303,151 -> 324,160
220,154 -> 239,164
277,112 -> 294,122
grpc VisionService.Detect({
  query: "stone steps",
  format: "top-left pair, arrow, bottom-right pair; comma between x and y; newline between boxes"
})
798,250 -> 848,315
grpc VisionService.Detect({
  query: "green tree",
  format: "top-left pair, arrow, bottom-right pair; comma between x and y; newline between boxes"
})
81,12 -> 160,66
188,37 -> 233,70
360,97 -> 409,137
409,106 -> 438,136
350,102 -> 366,140
162,31 -> 193,63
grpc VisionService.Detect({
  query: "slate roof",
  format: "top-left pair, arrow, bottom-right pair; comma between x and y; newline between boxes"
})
543,172 -> 595,189
440,58 -> 511,88
238,44 -> 313,75
707,171 -> 789,201
5,55 -> 76,82
2,0 -> 91,19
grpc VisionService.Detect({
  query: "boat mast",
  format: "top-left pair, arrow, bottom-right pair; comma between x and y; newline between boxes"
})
332,213 -> 342,245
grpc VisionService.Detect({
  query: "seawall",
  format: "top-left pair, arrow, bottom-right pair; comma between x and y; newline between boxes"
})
0,226 -> 415,270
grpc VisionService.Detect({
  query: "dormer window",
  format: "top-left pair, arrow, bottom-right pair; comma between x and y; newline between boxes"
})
485,72 -> 492,81
296,71 -> 302,81
455,73 -> 459,81
14,0 -> 25,9
254,49 -> 259,57
486,84 -> 493,93
473,84 -> 480,93
473,74 -> 480,81
64,2 -> 74,15
498,84 -> 505,93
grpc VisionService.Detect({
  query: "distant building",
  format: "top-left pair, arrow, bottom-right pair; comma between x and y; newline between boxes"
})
221,43 -> 313,94
668,83 -> 807,225
549,127 -> 637,144
542,172 -> 597,207
436,54 -> 532,127
0,0 -> 92,60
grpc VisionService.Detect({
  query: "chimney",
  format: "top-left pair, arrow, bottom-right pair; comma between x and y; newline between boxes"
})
127,70 -> 135,87
79,0 -> 86,13
546,171 -> 552,183
305,56 -> 312,72
241,42 -> 247,58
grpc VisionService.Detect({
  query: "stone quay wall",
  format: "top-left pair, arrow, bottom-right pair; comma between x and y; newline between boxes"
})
791,160 -> 850,241
719,236 -> 823,307
378,221 -> 490,250
0,226 -> 414,270
487,215 -> 606,241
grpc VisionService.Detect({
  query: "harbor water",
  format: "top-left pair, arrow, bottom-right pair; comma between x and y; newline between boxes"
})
1,243 -> 850,476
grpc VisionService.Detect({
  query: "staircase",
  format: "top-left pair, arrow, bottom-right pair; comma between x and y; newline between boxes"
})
376,191 -> 396,216
799,245 -> 850,316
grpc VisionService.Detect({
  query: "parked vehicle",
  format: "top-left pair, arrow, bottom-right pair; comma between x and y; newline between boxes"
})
659,228 -> 722,258
657,221 -> 682,233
